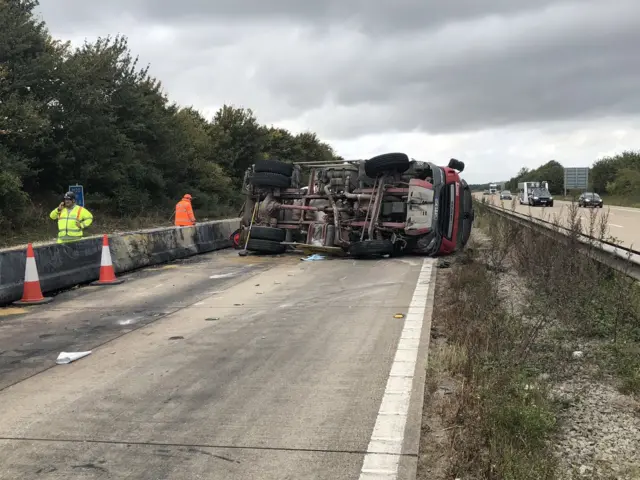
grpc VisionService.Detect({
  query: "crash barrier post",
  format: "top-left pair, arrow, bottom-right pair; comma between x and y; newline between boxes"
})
12,243 -> 53,306
0,218 -> 241,306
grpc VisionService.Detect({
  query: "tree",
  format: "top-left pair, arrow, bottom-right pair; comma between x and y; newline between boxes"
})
209,105 -> 265,182
592,151 -> 640,194
0,0 -> 61,224
0,3 -> 341,234
606,168 -> 640,197
505,161 -> 563,194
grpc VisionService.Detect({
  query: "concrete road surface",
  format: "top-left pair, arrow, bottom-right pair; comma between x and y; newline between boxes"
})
0,249 -> 436,479
475,193 -> 640,249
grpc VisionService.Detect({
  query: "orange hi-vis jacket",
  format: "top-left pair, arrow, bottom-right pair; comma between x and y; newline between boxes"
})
175,196 -> 196,226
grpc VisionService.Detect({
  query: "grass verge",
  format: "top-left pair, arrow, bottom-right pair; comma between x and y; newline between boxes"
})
418,198 -> 640,480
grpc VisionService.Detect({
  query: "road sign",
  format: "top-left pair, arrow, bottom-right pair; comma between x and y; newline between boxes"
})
563,167 -> 589,195
68,184 -> 85,207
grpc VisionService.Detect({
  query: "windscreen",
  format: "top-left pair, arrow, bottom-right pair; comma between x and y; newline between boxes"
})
531,187 -> 550,196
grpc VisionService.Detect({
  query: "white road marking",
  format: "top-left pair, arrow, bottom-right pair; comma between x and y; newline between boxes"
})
209,272 -> 236,279
609,223 -> 624,228
358,258 -> 435,480
606,206 -> 640,213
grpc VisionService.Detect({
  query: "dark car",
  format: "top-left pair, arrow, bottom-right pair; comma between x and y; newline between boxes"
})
500,190 -> 512,200
578,192 -> 603,208
528,187 -> 554,207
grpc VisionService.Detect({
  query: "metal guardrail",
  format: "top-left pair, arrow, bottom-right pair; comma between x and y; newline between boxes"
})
479,200 -> 640,282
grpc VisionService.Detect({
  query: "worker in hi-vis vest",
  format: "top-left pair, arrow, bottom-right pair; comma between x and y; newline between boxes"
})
49,191 -> 94,243
174,193 -> 196,227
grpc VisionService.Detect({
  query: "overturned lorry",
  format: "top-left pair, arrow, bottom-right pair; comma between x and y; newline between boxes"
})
231,152 -> 474,258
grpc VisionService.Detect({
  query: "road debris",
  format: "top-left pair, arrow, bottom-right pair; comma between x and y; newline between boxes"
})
56,351 -> 92,364
302,254 -> 326,261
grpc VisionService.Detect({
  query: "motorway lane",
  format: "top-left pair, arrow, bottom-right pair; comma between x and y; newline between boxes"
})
0,250 -> 273,391
474,193 -> 640,249
0,249 -> 435,479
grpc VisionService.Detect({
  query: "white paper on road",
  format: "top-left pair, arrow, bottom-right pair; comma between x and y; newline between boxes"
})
56,351 -> 92,364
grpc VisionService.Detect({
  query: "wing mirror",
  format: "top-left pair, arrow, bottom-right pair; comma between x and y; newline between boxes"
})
448,158 -> 465,172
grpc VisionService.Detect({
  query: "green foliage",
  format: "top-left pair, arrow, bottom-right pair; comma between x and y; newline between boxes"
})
503,151 -> 640,202
592,151 -> 640,195
505,160 -> 564,194
0,1 -> 338,235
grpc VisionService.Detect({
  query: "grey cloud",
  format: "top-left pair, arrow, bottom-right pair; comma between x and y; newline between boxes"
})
38,0 -> 563,34
36,0 -> 640,140
255,0 -> 640,137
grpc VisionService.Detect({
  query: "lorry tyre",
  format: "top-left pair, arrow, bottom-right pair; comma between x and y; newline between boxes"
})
246,238 -> 286,254
364,153 -> 410,178
250,171 -> 291,188
254,159 -> 294,176
249,226 -> 286,242
349,239 -> 394,258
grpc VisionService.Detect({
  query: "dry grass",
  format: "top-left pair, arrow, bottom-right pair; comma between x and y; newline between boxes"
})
418,198 -> 640,480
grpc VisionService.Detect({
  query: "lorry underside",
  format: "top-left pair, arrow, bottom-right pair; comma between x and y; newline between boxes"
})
235,153 -> 474,258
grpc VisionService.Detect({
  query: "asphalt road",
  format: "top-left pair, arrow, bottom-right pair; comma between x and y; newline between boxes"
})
475,193 -> 640,249
0,249 -> 436,479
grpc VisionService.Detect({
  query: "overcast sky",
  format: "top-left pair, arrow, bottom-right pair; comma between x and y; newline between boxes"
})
37,0 -> 640,183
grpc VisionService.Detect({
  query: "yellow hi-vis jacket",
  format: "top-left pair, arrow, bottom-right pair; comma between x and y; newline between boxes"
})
49,205 -> 94,244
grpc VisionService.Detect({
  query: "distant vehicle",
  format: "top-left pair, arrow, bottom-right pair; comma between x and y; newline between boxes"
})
500,190 -> 512,200
483,190 -> 491,196
518,181 -> 553,206
578,192 -> 603,208
489,183 -> 497,194
528,187 -> 554,207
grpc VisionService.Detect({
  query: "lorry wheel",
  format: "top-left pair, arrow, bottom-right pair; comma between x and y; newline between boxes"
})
254,159 -> 294,176
246,238 -> 286,254
250,172 -> 291,188
349,239 -> 394,258
364,153 -> 410,178
249,226 -> 286,242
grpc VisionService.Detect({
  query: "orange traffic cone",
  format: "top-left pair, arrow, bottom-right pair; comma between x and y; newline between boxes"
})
91,235 -> 125,285
13,243 -> 53,305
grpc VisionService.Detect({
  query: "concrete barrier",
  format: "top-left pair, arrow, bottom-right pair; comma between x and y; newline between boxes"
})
0,218 -> 240,306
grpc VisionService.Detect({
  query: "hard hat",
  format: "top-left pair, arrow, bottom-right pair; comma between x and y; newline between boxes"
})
183,194 -> 192,199
64,191 -> 76,201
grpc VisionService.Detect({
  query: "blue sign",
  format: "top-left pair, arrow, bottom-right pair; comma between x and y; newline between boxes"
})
68,184 -> 85,207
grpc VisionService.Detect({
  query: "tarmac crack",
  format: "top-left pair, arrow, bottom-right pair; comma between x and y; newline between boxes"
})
0,436 -> 418,457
